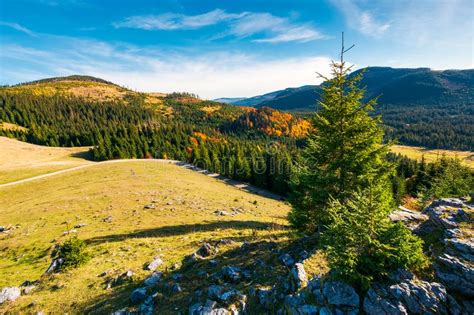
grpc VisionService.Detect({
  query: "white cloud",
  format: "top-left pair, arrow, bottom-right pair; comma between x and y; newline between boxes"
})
330,0 -> 391,37
113,9 -> 240,30
0,21 -> 37,37
114,9 -> 325,43
1,37 -> 332,98
254,26 -> 324,43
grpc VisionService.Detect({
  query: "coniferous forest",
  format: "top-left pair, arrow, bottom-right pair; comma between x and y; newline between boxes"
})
1,83 -> 472,201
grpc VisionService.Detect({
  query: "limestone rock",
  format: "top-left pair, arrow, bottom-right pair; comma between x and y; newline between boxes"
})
322,281 -> 359,308
0,287 -> 21,304
130,287 -> 147,304
389,280 -> 447,314
363,286 -> 408,315
435,254 -> 474,298
389,206 -> 428,230
146,257 -> 163,271
144,272 -> 162,287
289,263 -> 307,293
220,266 -> 241,283
197,243 -> 219,257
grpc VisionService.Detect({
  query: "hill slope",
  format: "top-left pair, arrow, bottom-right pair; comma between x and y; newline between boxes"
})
0,142 -> 296,313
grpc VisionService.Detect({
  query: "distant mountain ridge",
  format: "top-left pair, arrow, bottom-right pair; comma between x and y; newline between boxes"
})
216,67 -> 474,111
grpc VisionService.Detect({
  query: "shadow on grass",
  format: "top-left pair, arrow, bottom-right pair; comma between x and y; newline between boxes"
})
75,231 -> 320,314
70,150 -> 94,161
85,220 -> 288,245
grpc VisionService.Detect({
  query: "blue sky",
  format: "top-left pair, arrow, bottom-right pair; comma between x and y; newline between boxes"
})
0,0 -> 473,98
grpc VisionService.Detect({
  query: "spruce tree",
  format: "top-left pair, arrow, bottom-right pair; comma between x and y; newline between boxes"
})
289,41 -> 427,287
289,55 -> 391,233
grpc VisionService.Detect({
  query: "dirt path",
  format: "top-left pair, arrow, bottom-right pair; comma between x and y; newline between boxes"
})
0,159 -> 283,200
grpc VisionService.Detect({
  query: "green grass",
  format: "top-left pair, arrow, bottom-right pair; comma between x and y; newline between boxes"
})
0,160 -> 320,313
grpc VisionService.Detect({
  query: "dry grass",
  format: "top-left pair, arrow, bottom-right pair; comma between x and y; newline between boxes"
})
0,137 -> 92,184
0,157 -> 298,313
391,145 -> 474,168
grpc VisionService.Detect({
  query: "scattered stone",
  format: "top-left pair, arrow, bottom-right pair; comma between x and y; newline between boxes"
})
130,287 -> 148,304
144,204 -> 156,209
185,252 -> 202,264
0,287 -> 21,304
112,308 -> 130,315
98,271 -> 109,277
144,272 -> 162,287
74,223 -> 87,228
217,239 -> 235,245
45,258 -> 63,273
62,229 -> 77,235
20,282 -> 36,295
279,253 -> 295,267
220,266 -> 241,282
197,243 -> 219,257
214,210 -> 230,216
103,216 -> 113,223
289,263 -> 308,293
139,294 -> 155,315
146,257 -> 163,271
306,276 -> 324,305
208,285 -> 225,300
322,281 -> 359,308
171,283 -> 182,293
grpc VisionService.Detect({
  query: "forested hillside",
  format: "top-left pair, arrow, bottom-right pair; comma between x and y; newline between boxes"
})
1,76 -> 472,198
219,67 -> 474,150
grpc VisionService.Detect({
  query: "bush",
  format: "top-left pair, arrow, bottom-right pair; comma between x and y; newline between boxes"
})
322,189 -> 428,289
53,237 -> 90,270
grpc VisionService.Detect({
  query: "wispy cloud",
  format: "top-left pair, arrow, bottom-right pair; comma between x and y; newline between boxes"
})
113,9 -> 325,43
331,0 -> 390,37
113,9 -> 240,30
0,21 -> 37,37
0,36 -> 332,98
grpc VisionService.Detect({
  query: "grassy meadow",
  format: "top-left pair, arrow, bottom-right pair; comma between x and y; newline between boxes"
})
0,137 -> 92,184
391,145 -> 474,168
0,154 -> 323,313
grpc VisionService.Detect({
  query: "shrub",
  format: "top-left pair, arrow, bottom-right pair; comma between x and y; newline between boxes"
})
53,237 -> 90,270
322,189 -> 428,289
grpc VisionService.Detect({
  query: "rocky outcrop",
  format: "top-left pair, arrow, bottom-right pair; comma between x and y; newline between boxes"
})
389,206 -> 428,230
423,198 -> 471,229
420,198 -> 474,309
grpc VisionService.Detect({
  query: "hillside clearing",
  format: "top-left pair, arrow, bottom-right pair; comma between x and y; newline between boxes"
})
0,159 -> 303,313
391,145 -> 474,168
